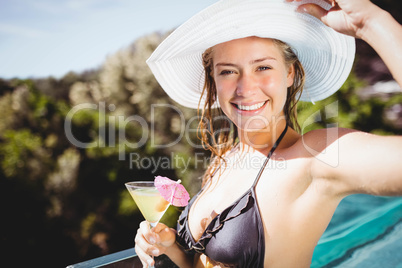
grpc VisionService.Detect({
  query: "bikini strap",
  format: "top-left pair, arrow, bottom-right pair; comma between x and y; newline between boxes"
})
252,124 -> 288,188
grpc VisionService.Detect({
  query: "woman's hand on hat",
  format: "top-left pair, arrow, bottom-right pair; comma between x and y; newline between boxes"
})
286,0 -> 380,39
287,0 -> 402,87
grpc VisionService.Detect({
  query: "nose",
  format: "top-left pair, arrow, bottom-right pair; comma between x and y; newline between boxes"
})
236,72 -> 257,97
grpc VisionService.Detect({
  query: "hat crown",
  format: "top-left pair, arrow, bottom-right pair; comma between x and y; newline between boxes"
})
147,0 -> 355,109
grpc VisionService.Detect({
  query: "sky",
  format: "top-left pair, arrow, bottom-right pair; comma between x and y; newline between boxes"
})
0,0 -> 217,79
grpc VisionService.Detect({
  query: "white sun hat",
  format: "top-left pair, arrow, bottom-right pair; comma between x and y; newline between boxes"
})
147,0 -> 356,109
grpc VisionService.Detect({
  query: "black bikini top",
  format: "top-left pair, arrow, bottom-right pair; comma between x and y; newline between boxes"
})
176,125 -> 288,267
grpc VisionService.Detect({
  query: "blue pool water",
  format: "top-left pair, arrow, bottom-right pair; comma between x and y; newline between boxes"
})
311,194 -> 402,267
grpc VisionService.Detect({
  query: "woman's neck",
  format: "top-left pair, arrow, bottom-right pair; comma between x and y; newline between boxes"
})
237,120 -> 288,155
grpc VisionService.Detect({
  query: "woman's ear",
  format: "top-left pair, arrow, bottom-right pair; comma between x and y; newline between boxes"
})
287,64 -> 295,88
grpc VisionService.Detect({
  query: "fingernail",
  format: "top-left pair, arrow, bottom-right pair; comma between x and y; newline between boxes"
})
147,259 -> 153,266
152,249 -> 159,255
149,237 -> 156,244
297,6 -> 308,13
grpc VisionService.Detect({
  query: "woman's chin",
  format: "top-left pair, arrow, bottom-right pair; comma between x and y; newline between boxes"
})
236,124 -> 271,133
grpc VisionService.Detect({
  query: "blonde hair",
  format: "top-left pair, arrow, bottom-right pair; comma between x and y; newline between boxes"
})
198,38 -> 305,185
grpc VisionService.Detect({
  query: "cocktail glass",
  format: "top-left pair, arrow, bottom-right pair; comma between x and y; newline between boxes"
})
125,181 -> 170,268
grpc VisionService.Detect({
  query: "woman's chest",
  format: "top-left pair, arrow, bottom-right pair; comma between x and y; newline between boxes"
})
188,156 -> 312,242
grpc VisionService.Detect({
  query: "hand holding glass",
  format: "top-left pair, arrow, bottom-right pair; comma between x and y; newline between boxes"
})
125,181 -> 170,267
126,177 -> 189,267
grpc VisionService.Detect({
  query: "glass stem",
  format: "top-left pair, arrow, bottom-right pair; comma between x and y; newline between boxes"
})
149,222 -> 157,268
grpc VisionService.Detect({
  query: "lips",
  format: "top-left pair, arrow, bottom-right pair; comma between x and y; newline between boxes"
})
232,101 -> 268,112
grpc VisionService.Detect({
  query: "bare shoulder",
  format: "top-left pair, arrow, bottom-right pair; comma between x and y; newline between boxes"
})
299,127 -> 400,154
300,127 -> 359,146
283,127 -> 360,159
292,127 -> 402,196
284,127 -> 362,184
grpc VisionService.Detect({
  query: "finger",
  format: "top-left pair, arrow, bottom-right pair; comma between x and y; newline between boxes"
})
139,221 -> 157,244
157,227 -> 176,247
135,232 -> 161,257
135,227 -> 161,256
135,244 -> 155,267
151,222 -> 167,233
297,4 -> 330,25
322,0 -> 334,6
135,247 -> 152,267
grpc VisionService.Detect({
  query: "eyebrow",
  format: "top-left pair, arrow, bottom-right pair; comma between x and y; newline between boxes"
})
215,56 -> 277,68
251,56 -> 277,64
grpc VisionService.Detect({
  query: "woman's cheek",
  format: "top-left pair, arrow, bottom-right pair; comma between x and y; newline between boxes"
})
216,82 -> 233,105
261,79 -> 288,116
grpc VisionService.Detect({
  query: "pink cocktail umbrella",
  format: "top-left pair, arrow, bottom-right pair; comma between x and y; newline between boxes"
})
154,176 -> 190,207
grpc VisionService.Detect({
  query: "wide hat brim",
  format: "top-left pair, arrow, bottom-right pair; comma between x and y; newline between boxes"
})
147,0 -> 356,109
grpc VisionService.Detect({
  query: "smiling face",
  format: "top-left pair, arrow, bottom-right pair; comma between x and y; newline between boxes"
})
212,37 -> 295,133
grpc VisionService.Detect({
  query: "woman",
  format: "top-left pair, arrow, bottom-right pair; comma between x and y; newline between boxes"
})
135,0 -> 402,267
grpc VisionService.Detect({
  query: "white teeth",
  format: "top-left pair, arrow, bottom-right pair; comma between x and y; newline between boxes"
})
237,101 -> 266,111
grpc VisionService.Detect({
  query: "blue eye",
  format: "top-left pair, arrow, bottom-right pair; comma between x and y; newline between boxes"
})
219,70 -> 234,75
258,66 -> 272,71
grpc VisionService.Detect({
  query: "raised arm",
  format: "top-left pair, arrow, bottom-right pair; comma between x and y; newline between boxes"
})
304,128 -> 402,197
287,0 -> 402,87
